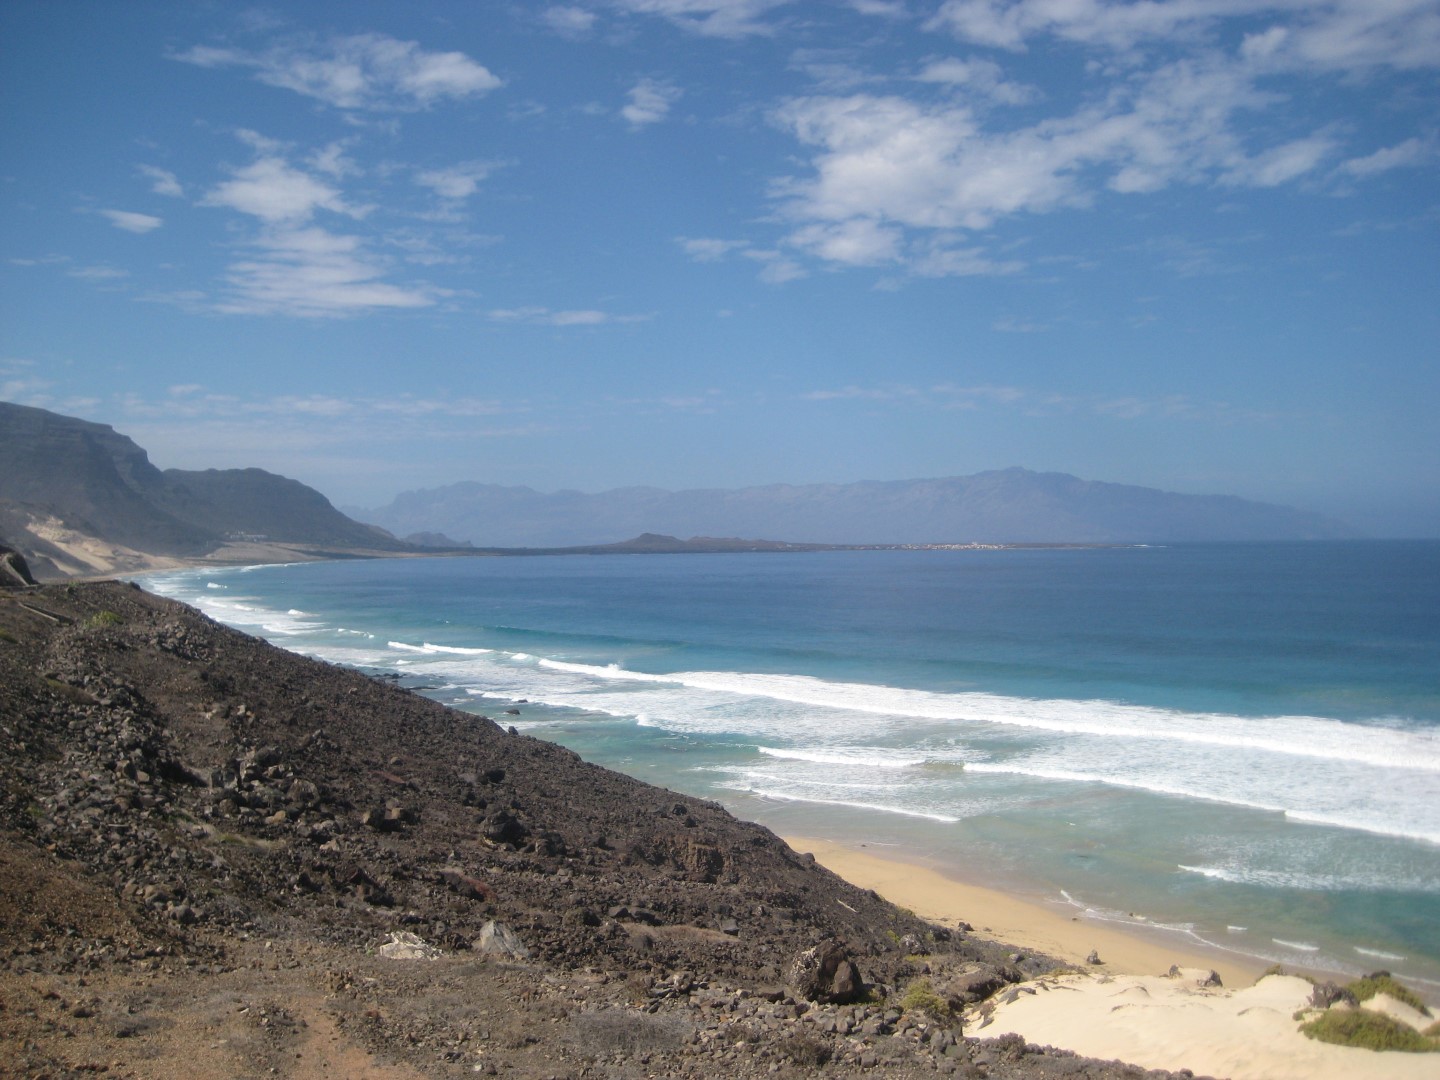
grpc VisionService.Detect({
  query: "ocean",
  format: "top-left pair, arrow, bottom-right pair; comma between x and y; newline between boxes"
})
139,541 -> 1440,990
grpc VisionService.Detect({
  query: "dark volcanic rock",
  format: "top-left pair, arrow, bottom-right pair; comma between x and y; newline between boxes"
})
0,541 -> 37,587
0,581 -> 1202,1079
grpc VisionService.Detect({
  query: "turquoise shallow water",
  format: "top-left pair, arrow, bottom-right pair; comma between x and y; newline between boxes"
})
140,542 -> 1440,988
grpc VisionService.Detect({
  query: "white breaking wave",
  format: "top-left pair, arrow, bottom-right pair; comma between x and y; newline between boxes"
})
138,567 -> 1440,850
723,785 -> 962,824
387,639 -> 493,656
1355,947 -> 1408,961
536,660 -> 1440,774
756,745 -> 932,769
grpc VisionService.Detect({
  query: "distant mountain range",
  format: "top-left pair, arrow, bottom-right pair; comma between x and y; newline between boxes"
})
0,402 -> 406,577
1,401 -> 1358,580
354,472 -> 1358,547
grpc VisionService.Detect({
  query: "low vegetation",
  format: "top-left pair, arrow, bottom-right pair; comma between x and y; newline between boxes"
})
1299,1010 -> 1438,1053
900,977 -> 952,1020
1346,973 -> 1431,1016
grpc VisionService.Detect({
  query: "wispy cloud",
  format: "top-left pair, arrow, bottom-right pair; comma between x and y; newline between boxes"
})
100,209 -> 163,233
215,227 -> 440,318
612,0 -> 791,38
1340,137 -> 1431,178
138,165 -> 184,197
622,78 -> 682,127
172,33 -> 501,110
487,306 -> 654,326
414,161 -> 501,199
913,56 -> 1038,105
731,0 -> 1438,282
202,154 -> 359,224
801,381 -> 1268,423
191,135 -> 440,317
675,236 -> 807,283
68,265 -> 130,281
117,386 -> 513,422
927,0 -> 1440,70
543,6 -> 598,37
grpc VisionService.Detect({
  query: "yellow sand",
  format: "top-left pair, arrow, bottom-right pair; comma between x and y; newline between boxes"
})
785,836 -> 1263,986
785,836 -> 1437,1080
978,973 -> 1438,1080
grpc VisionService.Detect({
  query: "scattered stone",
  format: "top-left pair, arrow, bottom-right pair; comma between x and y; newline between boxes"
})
378,931 -> 443,961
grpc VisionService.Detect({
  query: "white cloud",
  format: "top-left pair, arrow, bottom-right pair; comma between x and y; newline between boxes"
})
116,389 -> 513,425
215,227 -> 440,318
1341,137 -> 1430,177
772,93 -> 1079,232
1223,134 -> 1336,187
788,219 -> 903,265
488,306 -> 652,326
622,78 -> 682,127
68,265 -> 129,281
927,0 -> 1265,53
848,1 -> 909,17
414,161 -> 499,199
928,0 -> 1440,72
138,165 -> 183,197
101,209 -> 163,233
768,43 -> 1357,275
203,155 -> 356,224
677,236 -> 750,260
675,236 -> 807,283
612,0 -> 790,38
308,141 -> 361,178
744,249 -> 808,283
909,241 -> 1024,277
913,57 -> 1038,105
544,6 -> 599,36
173,33 -> 502,110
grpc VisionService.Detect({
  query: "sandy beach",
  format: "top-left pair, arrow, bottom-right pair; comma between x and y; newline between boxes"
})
784,835 -> 1265,987
787,835 -> 1438,1079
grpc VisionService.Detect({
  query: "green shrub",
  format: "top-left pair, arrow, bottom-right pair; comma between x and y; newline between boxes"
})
1300,1010 -> 1437,1053
84,610 -> 122,628
1347,974 -> 1431,1017
900,978 -> 951,1019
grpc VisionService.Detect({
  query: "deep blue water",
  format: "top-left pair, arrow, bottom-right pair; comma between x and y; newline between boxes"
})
142,541 -> 1440,987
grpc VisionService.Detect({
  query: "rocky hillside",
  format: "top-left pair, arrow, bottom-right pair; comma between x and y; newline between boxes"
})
0,402 -> 407,577
0,581 -> 1199,1079
355,469 -> 1358,548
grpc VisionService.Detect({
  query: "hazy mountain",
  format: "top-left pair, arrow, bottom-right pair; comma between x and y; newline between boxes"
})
0,402 -> 406,574
354,470 -> 1359,547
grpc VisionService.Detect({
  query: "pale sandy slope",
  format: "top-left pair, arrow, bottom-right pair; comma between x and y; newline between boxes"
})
976,973 -> 1436,1080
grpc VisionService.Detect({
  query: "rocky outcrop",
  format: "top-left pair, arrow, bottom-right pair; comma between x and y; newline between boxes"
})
0,402 -> 410,576
0,541 -> 36,587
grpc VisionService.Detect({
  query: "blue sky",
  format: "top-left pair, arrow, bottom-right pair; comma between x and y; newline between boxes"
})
2,1 -> 1437,534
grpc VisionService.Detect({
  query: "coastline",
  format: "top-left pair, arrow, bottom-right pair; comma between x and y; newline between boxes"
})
786,835 -> 1440,1080
783,835 -> 1266,988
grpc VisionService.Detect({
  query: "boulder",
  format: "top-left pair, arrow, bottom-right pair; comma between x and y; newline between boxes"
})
474,920 -> 530,960
439,866 -> 493,901
379,931 -> 442,961
787,939 -> 866,1004
1166,965 -> 1223,987
1309,981 -> 1358,1010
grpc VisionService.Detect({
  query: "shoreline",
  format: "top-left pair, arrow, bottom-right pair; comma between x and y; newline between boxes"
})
784,835 -> 1440,1078
783,835 -> 1267,988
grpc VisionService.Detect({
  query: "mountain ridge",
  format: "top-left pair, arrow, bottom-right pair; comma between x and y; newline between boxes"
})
354,467 -> 1358,547
0,401 -> 408,577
